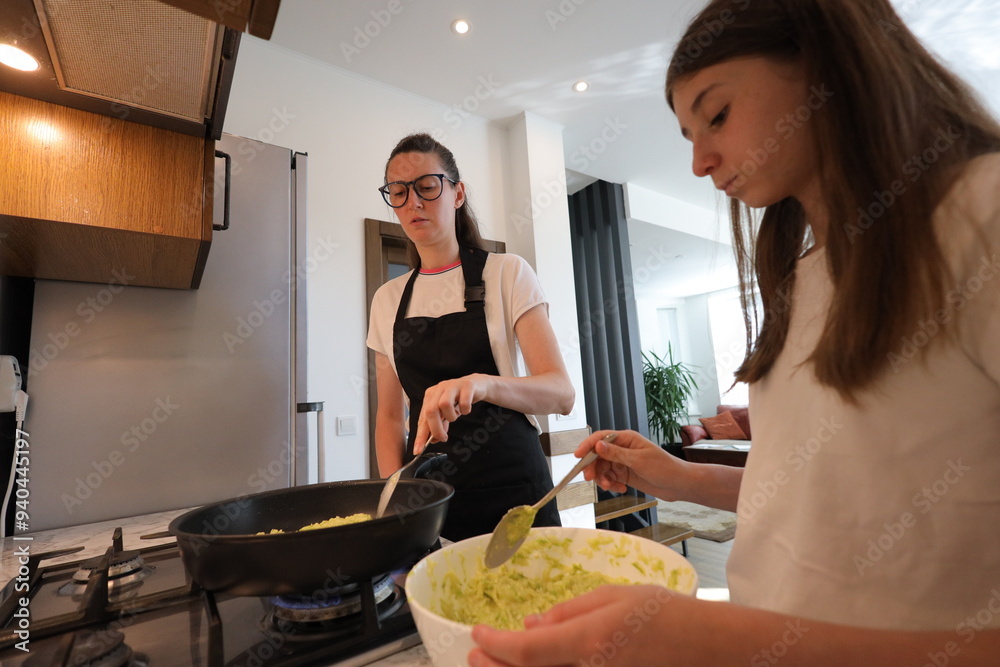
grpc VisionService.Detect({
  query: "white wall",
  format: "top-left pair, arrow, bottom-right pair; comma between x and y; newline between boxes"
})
634,296 -> 685,360
506,112 -> 592,528
504,113 -> 587,434
225,39 -> 514,481
624,182 -> 732,246
627,183 -> 728,422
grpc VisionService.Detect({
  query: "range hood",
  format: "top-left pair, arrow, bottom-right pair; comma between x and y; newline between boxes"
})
33,0 -> 222,123
0,0 -> 242,138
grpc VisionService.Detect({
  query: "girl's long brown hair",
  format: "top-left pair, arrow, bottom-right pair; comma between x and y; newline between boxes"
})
666,0 -> 1000,400
384,133 -> 486,268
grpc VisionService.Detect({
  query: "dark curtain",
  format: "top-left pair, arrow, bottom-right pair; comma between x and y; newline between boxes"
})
568,180 -> 653,530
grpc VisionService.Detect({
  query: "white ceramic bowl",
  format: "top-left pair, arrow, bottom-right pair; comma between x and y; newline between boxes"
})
405,526 -> 698,667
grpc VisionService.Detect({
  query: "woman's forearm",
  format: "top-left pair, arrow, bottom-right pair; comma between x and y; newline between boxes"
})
672,459 -> 744,512
500,303 -> 575,416
476,370 -> 575,417
373,353 -> 407,477
374,418 -> 405,477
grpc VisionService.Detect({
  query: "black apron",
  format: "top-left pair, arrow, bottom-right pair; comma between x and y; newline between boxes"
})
392,245 -> 561,542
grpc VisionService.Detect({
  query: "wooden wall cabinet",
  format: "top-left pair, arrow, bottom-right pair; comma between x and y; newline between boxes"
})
0,91 -> 214,290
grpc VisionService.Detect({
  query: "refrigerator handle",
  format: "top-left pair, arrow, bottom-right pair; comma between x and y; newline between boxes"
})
296,402 -> 325,485
213,150 -> 232,231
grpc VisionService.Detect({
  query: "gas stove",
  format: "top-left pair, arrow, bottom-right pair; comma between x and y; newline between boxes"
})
0,527 -> 421,666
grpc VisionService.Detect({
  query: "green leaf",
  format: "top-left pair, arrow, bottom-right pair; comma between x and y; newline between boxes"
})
641,344 -> 699,444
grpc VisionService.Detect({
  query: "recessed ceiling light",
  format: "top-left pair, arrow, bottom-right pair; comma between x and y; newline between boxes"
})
451,19 -> 471,35
0,44 -> 39,72
572,80 -> 589,93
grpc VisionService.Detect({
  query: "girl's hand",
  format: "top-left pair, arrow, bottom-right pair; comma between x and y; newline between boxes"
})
413,374 -> 490,453
470,585 -> 700,666
576,429 -> 691,499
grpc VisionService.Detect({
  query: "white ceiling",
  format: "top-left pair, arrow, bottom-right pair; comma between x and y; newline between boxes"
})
267,0 -> 1000,299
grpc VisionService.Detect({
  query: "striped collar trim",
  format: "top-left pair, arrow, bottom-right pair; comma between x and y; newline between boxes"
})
419,260 -> 462,275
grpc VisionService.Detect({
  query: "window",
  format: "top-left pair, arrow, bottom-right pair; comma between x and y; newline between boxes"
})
707,288 -> 751,406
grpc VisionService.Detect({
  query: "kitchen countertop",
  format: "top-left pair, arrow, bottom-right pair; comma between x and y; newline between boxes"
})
0,509 -> 434,666
369,645 -> 433,665
2,512 -> 725,666
0,507 -> 190,582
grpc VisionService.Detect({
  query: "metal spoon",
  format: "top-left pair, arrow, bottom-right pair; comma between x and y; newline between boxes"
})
375,436 -> 434,519
483,433 -> 615,568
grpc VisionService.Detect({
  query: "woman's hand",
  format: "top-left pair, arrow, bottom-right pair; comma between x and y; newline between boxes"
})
469,585 -> 705,666
577,429 -> 692,500
413,374 -> 490,453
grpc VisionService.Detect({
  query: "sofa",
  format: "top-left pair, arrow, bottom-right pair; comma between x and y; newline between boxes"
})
680,404 -> 751,448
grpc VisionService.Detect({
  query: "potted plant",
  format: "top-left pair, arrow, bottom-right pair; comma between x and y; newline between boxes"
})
642,345 -> 698,450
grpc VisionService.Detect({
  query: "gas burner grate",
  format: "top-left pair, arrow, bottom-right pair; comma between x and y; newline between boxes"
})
0,526 -> 424,666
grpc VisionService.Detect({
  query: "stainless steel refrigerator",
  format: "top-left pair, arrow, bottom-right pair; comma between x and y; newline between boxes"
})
22,134 -> 311,531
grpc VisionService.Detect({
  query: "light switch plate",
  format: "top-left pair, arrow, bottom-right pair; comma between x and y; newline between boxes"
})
336,415 -> 357,436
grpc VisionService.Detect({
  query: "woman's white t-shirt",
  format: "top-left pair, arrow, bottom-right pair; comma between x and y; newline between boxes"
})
366,252 -> 547,428
727,153 -> 1000,631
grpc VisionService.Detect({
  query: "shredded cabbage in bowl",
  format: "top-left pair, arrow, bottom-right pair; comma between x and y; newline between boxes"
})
438,562 -> 630,630
433,535 -> 681,631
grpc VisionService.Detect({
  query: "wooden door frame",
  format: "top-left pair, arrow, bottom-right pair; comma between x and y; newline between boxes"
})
363,218 -> 504,477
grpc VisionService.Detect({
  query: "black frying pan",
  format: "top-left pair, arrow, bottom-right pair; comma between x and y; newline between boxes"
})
168,478 -> 452,596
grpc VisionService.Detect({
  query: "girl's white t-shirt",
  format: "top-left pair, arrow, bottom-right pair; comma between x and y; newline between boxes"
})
728,153 -> 1000,630
366,252 -> 547,428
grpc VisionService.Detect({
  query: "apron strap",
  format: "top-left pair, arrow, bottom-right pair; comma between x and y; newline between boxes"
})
459,245 -> 488,310
394,245 -> 489,322
393,265 -> 421,322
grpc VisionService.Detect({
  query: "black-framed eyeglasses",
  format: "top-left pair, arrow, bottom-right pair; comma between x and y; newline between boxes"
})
378,173 -> 457,208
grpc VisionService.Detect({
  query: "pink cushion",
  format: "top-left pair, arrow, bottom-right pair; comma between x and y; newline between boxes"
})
717,405 -> 751,438
699,410 -> 748,440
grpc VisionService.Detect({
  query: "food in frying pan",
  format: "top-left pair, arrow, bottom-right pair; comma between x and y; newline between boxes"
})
256,512 -> 372,535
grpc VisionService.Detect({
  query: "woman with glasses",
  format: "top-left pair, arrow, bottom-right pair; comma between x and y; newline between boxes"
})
470,0 -> 1000,665
366,133 -> 575,542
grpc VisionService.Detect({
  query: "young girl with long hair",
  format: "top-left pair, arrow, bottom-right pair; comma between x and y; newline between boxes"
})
471,1 -> 1000,664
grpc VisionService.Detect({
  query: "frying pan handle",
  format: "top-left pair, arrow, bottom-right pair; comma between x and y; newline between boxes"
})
408,452 -> 447,480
